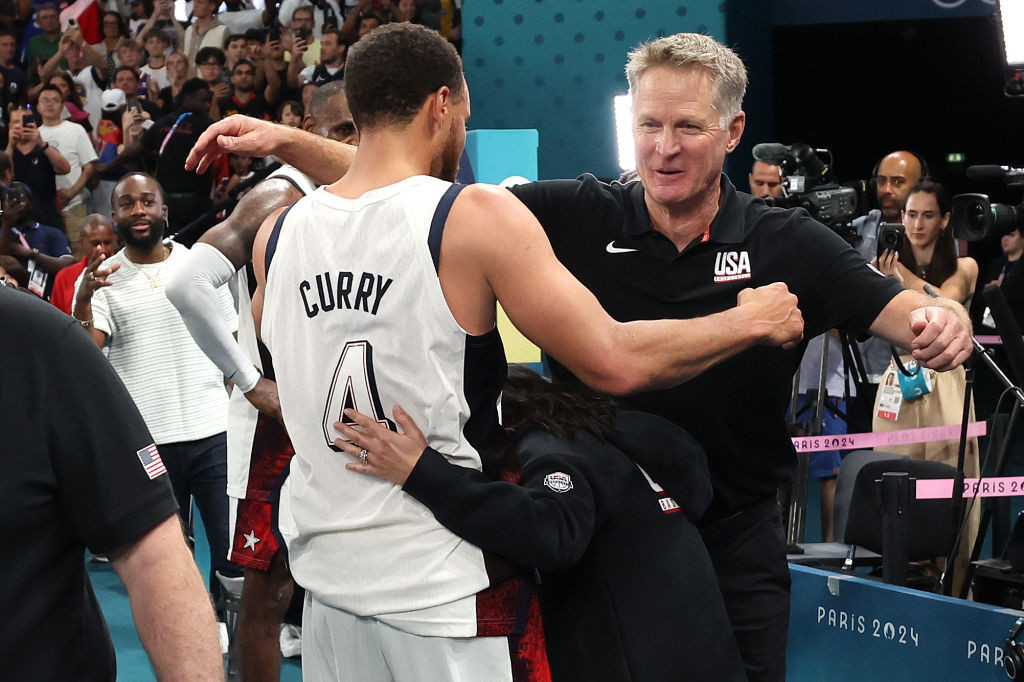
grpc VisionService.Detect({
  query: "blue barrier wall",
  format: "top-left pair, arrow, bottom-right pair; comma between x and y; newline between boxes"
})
788,565 -> 1022,680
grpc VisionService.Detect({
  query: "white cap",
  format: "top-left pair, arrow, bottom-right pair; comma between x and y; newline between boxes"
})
100,89 -> 126,112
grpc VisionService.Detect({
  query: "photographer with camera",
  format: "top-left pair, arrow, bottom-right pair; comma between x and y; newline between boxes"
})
872,179 -> 979,594
855,150 -> 928,264
852,150 -> 929,385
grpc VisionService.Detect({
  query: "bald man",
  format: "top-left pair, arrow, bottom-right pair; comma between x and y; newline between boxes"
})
855,150 -> 926,264
748,159 -> 783,199
853,150 -> 927,380
50,214 -> 117,315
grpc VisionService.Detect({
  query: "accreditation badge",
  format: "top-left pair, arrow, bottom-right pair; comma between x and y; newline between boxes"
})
876,381 -> 903,421
26,259 -> 47,298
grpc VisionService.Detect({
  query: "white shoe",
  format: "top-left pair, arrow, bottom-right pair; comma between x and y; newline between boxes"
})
280,623 -> 302,658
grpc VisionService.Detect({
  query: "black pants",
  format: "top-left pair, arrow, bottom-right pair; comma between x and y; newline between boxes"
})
701,499 -> 791,682
160,432 -> 242,608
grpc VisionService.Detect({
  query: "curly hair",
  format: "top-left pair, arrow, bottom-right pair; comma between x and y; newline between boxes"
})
501,365 -> 617,443
344,22 -> 463,131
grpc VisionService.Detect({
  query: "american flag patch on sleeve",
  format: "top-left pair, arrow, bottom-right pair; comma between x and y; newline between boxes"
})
136,443 -> 167,480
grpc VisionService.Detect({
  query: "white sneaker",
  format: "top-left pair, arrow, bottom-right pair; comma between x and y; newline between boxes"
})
279,623 -> 302,658
219,622 -> 230,656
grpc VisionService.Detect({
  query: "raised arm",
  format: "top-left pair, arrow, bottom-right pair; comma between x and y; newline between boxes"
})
185,115 -> 354,184
166,178 -> 303,421
441,184 -> 803,395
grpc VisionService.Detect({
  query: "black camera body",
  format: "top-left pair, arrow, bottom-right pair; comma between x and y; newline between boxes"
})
951,165 -> 1024,241
760,143 -> 863,245
876,223 -> 905,257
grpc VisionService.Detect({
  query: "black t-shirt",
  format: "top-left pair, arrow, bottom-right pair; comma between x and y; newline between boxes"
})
0,286 -> 179,680
218,92 -> 272,120
510,174 -> 904,519
141,109 -> 215,196
274,65 -> 302,106
0,64 -> 27,107
12,145 -> 61,227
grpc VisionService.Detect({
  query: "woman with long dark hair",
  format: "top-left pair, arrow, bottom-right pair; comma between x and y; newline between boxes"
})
873,179 -> 978,593
332,366 -> 746,681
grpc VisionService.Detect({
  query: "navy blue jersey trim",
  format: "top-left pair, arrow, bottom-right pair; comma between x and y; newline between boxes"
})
428,183 -> 466,274
265,205 -> 293,277
270,173 -> 309,197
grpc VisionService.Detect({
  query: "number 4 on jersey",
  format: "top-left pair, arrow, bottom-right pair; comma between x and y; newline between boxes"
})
322,340 -> 396,450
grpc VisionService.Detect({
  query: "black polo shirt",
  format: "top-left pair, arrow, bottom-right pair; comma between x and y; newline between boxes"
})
0,286 -> 178,680
511,174 -> 903,519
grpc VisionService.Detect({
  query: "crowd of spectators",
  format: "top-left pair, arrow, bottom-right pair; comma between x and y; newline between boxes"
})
0,0 -> 461,255
0,2 -> 461,662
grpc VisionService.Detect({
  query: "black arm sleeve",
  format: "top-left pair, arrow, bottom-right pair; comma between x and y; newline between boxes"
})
401,443 -> 598,571
46,320 -> 178,555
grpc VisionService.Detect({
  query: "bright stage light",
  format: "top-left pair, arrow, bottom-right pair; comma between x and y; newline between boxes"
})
613,94 -> 635,173
999,0 -> 1024,66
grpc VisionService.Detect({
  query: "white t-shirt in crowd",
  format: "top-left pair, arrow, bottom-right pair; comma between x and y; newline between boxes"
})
219,8 -> 266,34
39,120 -> 99,210
140,63 -> 171,90
298,62 -> 340,85
73,66 -> 106,133
80,242 -> 238,444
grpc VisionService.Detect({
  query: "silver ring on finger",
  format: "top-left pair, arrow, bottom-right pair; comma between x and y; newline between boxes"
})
359,449 -> 368,464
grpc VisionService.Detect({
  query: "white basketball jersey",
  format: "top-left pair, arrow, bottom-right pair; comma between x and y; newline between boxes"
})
261,176 -> 507,636
226,165 -> 317,500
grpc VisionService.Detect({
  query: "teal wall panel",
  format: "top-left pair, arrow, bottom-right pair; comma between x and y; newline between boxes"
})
463,2 -> 728,180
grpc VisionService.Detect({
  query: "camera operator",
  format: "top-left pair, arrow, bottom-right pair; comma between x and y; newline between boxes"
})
748,158 -> 783,199
855,150 -> 927,263
982,227 -> 1024,330
854,150 -> 928,382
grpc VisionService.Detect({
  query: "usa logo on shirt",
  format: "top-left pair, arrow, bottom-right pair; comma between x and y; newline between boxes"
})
713,251 -> 752,283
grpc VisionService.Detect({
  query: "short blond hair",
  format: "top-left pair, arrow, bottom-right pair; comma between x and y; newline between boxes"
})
625,33 -> 747,127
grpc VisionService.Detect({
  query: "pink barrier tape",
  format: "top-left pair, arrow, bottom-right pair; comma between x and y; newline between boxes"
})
917,476 -> 1024,500
791,421 -> 987,453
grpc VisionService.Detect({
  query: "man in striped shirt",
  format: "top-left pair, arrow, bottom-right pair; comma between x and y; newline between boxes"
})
72,171 -> 242,609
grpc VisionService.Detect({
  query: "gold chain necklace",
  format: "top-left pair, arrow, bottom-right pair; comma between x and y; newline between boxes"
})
124,244 -> 171,289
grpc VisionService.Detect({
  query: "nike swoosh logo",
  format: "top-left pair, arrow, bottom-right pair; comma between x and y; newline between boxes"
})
606,241 -> 638,254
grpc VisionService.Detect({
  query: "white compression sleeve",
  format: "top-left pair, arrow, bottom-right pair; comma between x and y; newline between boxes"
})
166,242 -> 262,393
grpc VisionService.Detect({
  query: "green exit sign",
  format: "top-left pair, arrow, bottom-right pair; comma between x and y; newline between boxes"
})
946,153 -> 966,163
